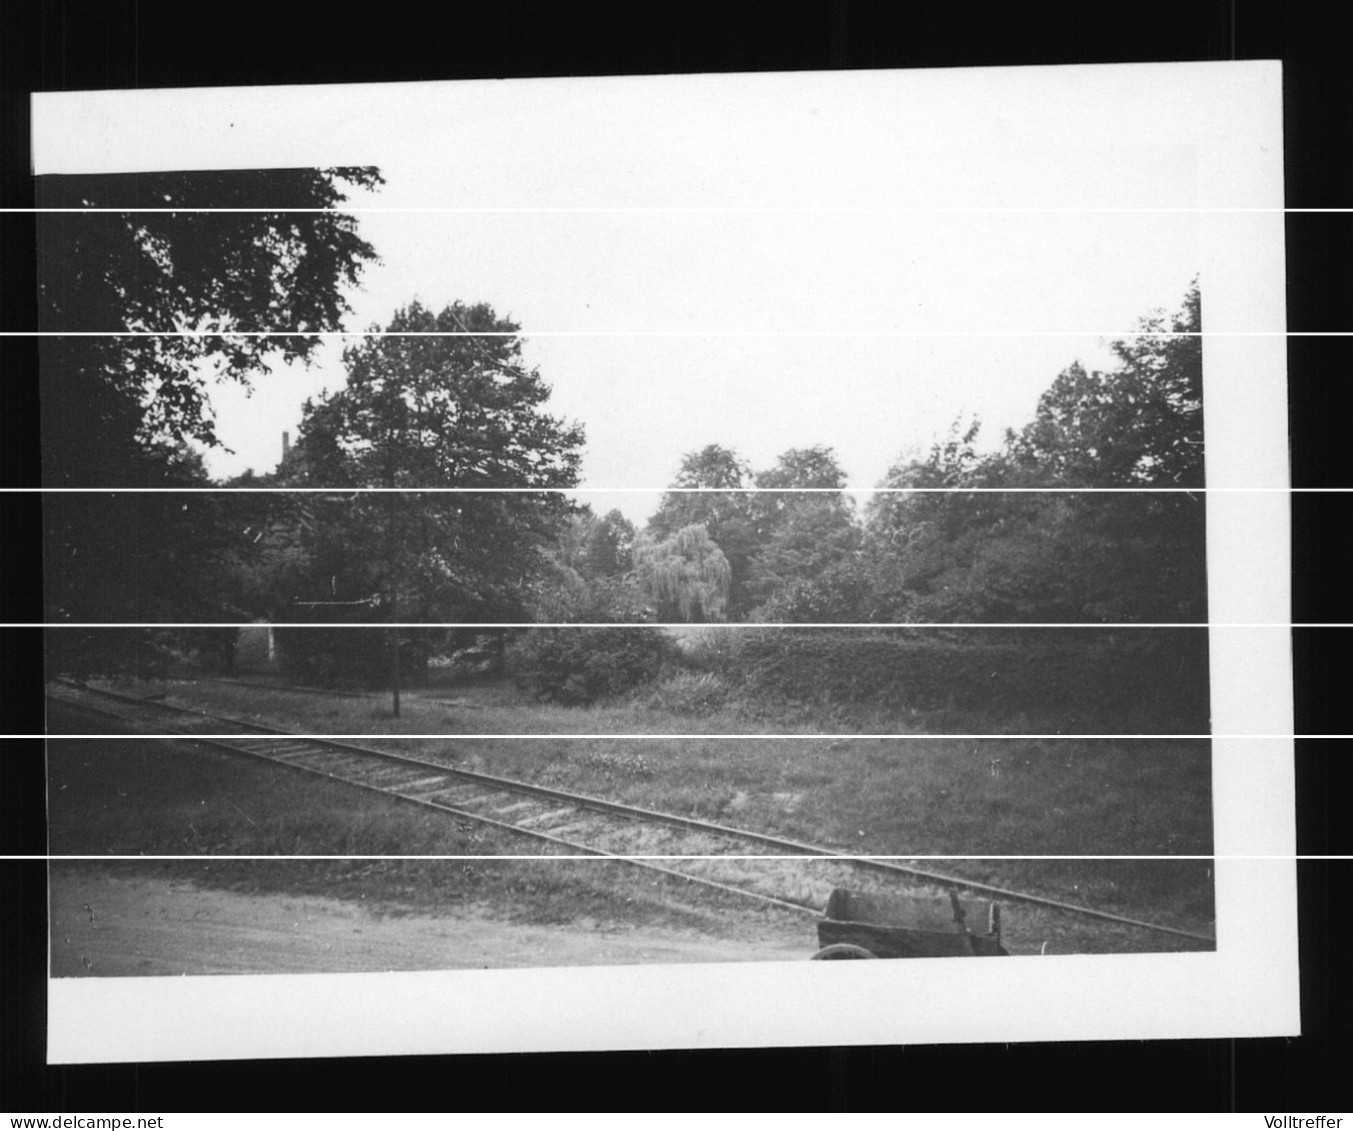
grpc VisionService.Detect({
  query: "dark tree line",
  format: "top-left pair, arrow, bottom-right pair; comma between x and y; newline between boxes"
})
43,297 -> 591,684
40,169 -> 584,684
40,164 -> 1204,684
578,282 -> 1206,628
747,283 -> 1206,626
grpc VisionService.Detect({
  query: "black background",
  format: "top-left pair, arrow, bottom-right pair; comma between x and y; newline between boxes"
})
3,0 -> 1350,1113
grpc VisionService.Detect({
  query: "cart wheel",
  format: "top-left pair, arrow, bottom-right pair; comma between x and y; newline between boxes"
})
810,944 -> 877,960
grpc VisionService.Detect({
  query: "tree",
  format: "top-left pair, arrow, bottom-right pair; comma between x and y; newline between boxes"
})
523,506 -> 647,624
647,444 -> 754,536
849,282 -> 1207,625
647,445 -> 758,617
754,444 -> 850,491
745,445 -> 861,613
580,509 -> 637,578
1003,282 -> 1203,488
749,444 -> 852,532
992,282 -> 1207,621
38,167 -> 383,486
42,471 -> 297,677
288,299 -> 585,618
635,524 -> 731,623
295,301 -> 583,490
746,500 -> 862,613
282,301 -> 587,706
644,444 -> 865,620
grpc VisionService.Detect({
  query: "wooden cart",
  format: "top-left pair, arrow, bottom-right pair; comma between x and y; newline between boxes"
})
812,887 -> 1008,959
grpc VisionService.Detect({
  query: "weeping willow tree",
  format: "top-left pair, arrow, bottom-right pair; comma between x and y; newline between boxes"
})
636,524 -> 731,623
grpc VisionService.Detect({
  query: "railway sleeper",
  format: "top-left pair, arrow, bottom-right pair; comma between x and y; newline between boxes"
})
356,764 -> 442,788
484,799 -> 551,820
229,740 -> 317,759
444,788 -> 519,812
512,806 -> 586,830
293,752 -> 383,775
391,775 -> 457,796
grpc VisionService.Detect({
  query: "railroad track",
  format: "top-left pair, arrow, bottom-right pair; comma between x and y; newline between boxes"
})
47,679 -> 1217,947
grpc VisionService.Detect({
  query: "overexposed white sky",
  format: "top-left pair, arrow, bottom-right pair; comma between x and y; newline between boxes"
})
204,206 -> 1201,520
33,65 -> 1283,520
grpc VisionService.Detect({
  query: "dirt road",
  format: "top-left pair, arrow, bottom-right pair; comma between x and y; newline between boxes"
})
50,868 -> 810,977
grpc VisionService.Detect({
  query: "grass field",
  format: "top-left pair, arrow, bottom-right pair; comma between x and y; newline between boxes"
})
92,676 -> 1213,859
53,676 -> 1217,951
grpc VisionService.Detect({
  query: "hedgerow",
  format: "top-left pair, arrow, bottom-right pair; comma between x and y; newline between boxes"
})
696,628 -> 1209,732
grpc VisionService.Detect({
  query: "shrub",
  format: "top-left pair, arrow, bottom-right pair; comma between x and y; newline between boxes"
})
507,627 -> 677,705
646,670 -> 730,714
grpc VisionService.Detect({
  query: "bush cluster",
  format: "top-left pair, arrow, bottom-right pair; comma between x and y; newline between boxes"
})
706,628 -> 1210,732
507,627 -> 677,705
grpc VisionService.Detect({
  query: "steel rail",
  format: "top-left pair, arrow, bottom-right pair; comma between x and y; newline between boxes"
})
45,695 -> 830,919
48,680 -> 1217,943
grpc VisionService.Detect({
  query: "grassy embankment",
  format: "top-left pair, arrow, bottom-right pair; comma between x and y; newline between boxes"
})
72,676 -> 1217,943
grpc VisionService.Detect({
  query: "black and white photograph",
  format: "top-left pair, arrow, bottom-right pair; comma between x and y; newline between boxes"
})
29,62 -> 1297,1062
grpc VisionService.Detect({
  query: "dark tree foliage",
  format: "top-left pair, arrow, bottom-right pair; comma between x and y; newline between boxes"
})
278,491 -> 577,625
647,446 -> 751,526
1003,282 -> 1203,489
281,301 -> 586,629
647,445 -> 759,618
580,508 -> 637,578
530,507 -> 647,624
909,284 -> 1202,624
746,500 -> 863,616
647,445 -> 754,539
37,167 -> 383,485
746,445 -> 860,615
750,444 -> 852,534
293,301 -> 583,489
754,444 -> 850,491
42,477 -> 305,626
768,283 -> 1207,625
42,455 -> 318,675
644,444 -> 862,621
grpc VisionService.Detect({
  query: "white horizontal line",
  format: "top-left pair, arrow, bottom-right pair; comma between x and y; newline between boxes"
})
26,854 -> 1342,862
35,733 -> 1222,741
5,206 -> 1303,214
25,621 -> 1296,628
7,486 -> 1257,494
1,329 -> 1278,338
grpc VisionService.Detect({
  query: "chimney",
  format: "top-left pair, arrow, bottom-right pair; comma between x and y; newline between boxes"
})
282,431 -> 291,461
